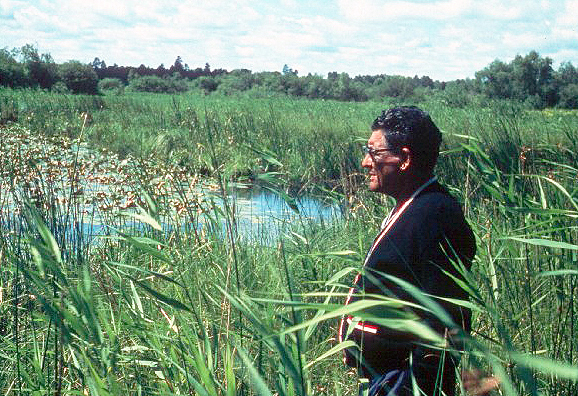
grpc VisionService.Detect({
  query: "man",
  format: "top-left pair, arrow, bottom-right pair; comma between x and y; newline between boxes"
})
339,107 -> 476,396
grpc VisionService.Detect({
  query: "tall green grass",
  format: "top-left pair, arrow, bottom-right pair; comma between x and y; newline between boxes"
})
0,88 -> 577,395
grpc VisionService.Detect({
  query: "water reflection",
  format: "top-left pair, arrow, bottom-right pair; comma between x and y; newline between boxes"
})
224,184 -> 341,243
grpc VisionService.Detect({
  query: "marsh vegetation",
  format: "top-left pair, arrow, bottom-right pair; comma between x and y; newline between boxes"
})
0,88 -> 577,395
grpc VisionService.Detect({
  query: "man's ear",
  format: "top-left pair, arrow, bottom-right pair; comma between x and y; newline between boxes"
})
399,147 -> 411,171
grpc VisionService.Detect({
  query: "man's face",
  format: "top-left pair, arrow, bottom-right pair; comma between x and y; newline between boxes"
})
362,130 -> 402,195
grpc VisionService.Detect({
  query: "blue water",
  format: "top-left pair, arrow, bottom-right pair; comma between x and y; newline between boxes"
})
226,185 -> 342,243
4,135 -> 342,248
74,184 -> 342,246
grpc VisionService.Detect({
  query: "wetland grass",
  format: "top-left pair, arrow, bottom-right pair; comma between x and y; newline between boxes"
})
0,88 -> 577,395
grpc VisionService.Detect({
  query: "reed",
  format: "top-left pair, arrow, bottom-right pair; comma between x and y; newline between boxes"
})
0,88 -> 576,395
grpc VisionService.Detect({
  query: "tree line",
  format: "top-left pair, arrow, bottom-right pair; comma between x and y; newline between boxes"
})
1,44 -> 577,109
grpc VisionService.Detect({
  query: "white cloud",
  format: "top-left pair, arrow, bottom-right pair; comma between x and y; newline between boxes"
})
338,0 -> 474,21
11,5 -> 85,42
243,30 -> 321,50
502,32 -> 550,49
557,0 -> 578,25
337,0 -> 380,21
551,26 -> 578,41
239,15 -> 328,56
338,0 -> 550,22
549,48 -> 578,67
404,37 -> 430,49
235,46 -> 256,57
296,14 -> 357,37
1,0 -> 577,81
171,1 -> 260,27
59,0 -> 133,19
205,37 -> 227,62
374,32 -> 398,43
540,0 -> 551,10
373,53 -> 404,66
0,0 -> 19,16
474,43 -> 496,54
280,0 -> 298,9
473,0 -> 524,20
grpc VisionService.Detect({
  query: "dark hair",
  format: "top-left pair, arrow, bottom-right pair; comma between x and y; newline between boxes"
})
371,106 -> 442,171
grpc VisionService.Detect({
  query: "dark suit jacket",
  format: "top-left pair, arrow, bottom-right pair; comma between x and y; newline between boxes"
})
340,182 -> 476,375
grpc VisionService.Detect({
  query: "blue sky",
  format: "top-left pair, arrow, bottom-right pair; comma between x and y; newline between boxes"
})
1,0 -> 577,81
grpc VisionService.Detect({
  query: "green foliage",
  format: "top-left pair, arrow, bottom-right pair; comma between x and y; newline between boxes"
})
0,48 -> 28,87
127,75 -> 188,93
20,44 -> 59,89
0,44 -> 58,89
511,52 -> 554,103
556,62 -> 578,88
51,80 -> 71,94
98,78 -> 124,95
196,76 -> 219,93
4,44 -> 578,109
430,81 -> 480,108
476,59 -> 514,99
0,95 -> 578,395
558,84 -> 578,109
59,60 -> 99,94
476,51 -> 576,109
216,69 -> 256,94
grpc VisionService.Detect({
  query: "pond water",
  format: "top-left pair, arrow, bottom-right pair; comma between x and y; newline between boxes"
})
212,184 -> 342,243
76,182 -> 342,246
2,128 -> 342,246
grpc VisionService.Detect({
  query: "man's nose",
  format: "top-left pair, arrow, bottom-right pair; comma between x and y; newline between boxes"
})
361,154 -> 372,168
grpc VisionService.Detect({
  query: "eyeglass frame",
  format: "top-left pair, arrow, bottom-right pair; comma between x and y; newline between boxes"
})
362,145 -> 398,157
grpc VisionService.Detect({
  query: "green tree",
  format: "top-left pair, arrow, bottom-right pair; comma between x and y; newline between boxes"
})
92,57 -> 107,70
377,75 -> 415,100
334,72 -> 351,100
169,56 -> 185,76
58,61 -> 99,94
0,48 -> 27,87
555,62 -> 578,109
127,75 -> 188,93
436,79 -> 478,108
258,71 -> 284,93
303,74 -> 331,99
475,59 -> 513,99
331,72 -> 366,101
555,62 -> 578,86
511,51 -> 556,107
216,69 -> 254,94
196,76 -> 219,93
98,78 -> 124,94
476,51 -> 562,108
282,64 -> 297,76
558,84 -> 578,109
282,72 -> 303,96
20,44 -> 58,89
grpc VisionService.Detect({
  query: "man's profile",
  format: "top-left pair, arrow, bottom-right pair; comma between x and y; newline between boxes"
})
339,107 -> 476,396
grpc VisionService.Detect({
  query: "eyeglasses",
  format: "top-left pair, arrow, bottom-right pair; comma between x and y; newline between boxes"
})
362,145 -> 397,157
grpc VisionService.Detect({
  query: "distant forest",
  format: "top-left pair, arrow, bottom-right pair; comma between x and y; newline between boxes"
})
1,44 -> 577,109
